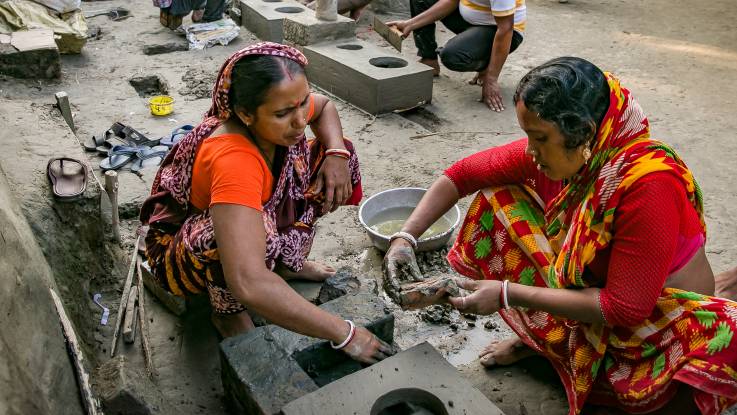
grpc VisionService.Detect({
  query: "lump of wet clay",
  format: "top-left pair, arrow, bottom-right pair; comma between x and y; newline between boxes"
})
397,276 -> 461,310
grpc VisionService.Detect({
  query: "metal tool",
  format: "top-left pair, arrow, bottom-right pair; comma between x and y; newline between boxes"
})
92,293 -> 110,325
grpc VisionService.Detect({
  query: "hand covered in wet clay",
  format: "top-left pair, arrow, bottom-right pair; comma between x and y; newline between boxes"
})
398,276 -> 464,310
448,278 -> 502,315
383,238 -> 424,302
342,326 -> 395,364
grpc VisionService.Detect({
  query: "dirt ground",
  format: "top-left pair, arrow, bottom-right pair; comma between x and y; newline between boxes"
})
1,0 -> 736,413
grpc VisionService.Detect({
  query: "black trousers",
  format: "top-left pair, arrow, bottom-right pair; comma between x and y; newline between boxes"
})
169,0 -> 225,21
411,0 -> 523,72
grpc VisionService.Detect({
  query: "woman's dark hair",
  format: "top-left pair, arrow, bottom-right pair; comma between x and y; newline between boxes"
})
229,54 -> 305,116
513,57 -> 610,149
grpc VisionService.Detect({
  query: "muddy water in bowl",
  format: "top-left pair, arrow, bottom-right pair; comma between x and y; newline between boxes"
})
369,207 -> 451,239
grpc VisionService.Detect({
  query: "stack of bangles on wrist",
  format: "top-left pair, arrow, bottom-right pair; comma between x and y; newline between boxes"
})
325,148 -> 350,160
499,280 -> 511,310
331,319 -> 356,350
389,231 -> 418,249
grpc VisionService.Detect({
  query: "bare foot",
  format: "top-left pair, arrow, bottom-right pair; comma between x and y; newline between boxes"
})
479,336 -> 536,367
420,58 -> 440,77
277,261 -> 336,282
715,266 -> 737,300
211,311 -> 255,339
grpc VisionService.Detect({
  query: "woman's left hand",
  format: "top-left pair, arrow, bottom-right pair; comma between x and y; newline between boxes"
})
315,154 -> 352,214
448,279 -> 503,315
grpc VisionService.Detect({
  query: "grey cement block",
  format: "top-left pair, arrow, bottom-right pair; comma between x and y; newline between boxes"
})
0,30 -> 60,79
302,39 -> 433,114
93,356 -> 175,415
239,0 -> 309,43
220,291 -> 394,414
282,342 -> 503,415
282,12 -> 355,46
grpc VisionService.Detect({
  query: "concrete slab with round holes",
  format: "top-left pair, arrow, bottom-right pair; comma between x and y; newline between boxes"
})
281,342 -> 503,415
301,39 -> 433,114
239,0 -> 310,43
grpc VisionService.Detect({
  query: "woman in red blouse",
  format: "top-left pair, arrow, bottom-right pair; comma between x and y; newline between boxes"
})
384,57 -> 737,414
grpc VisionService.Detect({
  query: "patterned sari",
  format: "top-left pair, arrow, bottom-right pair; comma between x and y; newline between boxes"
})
447,74 -> 737,414
140,43 -> 362,314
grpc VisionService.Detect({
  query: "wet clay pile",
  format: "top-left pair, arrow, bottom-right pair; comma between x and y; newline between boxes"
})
384,247 -> 470,311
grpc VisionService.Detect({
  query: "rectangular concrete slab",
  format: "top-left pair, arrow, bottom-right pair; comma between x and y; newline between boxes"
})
0,30 -> 60,79
220,291 -> 395,414
239,0 -> 309,43
302,39 -> 433,114
281,342 -> 504,415
282,11 -> 355,46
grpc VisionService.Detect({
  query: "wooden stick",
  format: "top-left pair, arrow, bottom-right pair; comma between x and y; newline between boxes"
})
49,289 -> 102,415
123,286 -> 138,344
104,171 -> 121,242
409,131 -> 515,140
136,255 -> 157,378
110,235 -> 141,357
54,91 -> 76,133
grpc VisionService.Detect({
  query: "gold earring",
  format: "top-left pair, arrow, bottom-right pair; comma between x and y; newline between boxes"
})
583,147 -> 592,162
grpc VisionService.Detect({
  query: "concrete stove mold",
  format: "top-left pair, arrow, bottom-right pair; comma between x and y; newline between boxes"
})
302,39 -> 434,114
238,0 -> 309,43
239,0 -> 355,45
281,342 -> 504,415
219,290 -> 394,414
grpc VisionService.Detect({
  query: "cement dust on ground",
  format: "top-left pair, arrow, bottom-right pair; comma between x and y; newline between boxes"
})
1,0 -> 735,414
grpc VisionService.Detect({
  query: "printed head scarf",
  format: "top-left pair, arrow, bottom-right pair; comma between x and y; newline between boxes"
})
151,42 -> 308,206
544,73 -> 704,288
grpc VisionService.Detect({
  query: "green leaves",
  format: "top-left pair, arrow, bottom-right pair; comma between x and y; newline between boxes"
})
707,322 -> 733,355
510,200 -> 545,228
519,267 -> 536,286
474,236 -> 492,259
652,354 -> 665,379
694,310 -> 717,329
672,291 -> 704,301
480,211 -> 494,232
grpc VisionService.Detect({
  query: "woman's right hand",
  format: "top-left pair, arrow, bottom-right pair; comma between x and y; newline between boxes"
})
383,238 -> 423,292
386,20 -> 414,38
342,326 -> 395,364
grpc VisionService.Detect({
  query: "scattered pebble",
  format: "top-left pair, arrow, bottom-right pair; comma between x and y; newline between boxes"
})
484,320 -> 497,330
504,371 -> 512,377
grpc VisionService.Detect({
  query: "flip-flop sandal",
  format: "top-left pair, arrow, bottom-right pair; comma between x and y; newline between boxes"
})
47,157 -> 88,201
111,122 -> 160,147
84,128 -> 114,152
100,145 -> 149,171
131,145 -> 168,173
160,125 -> 194,147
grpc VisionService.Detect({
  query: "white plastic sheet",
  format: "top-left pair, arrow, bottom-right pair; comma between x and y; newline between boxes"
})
184,18 -> 239,50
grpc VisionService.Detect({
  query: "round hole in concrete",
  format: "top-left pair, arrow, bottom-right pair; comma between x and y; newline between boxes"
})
370,388 -> 449,415
337,44 -> 363,50
369,57 -> 408,68
275,6 -> 304,13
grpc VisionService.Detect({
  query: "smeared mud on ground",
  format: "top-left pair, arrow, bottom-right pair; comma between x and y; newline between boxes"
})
180,68 -> 217,100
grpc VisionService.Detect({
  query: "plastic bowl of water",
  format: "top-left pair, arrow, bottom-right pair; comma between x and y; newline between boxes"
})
358,187 -> 461,252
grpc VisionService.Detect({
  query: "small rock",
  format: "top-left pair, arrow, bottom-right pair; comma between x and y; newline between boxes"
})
317,267 -> 360,304
484,320 -> 497,330
504,371 -> 512,377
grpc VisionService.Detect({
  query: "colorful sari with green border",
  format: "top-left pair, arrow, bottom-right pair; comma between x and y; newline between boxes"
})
447,73 -> 737,414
